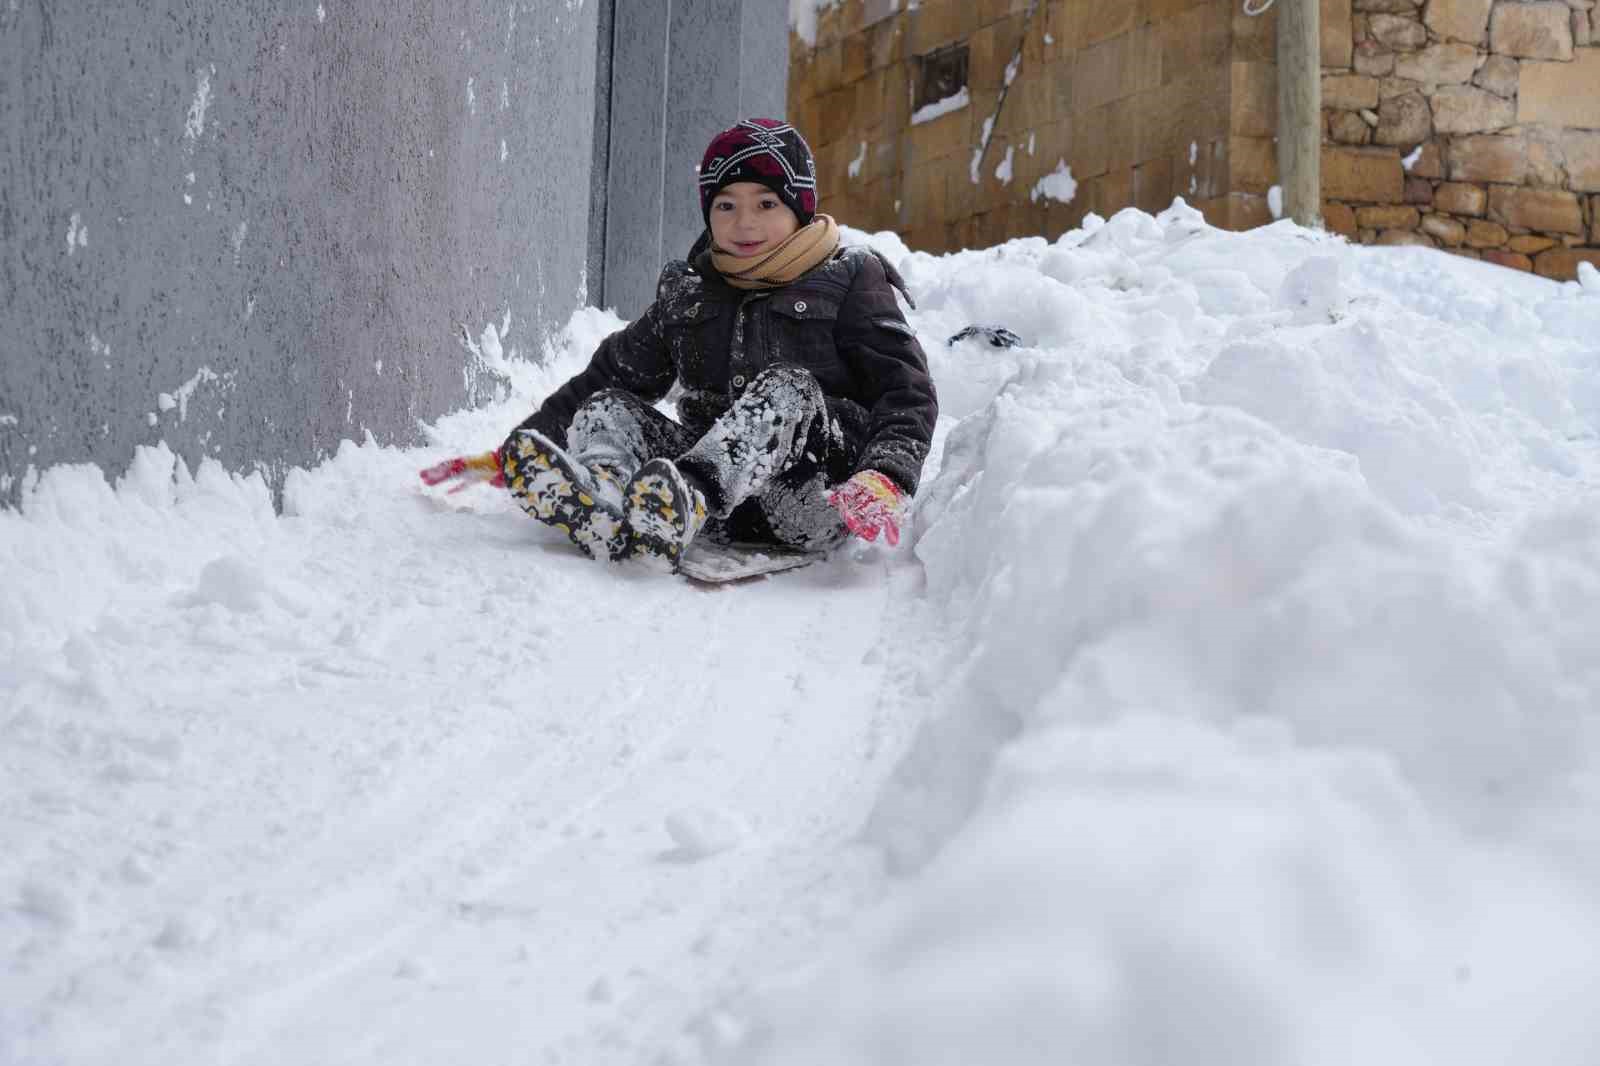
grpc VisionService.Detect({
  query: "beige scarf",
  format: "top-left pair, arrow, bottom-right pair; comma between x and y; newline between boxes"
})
705,215 -> 841,290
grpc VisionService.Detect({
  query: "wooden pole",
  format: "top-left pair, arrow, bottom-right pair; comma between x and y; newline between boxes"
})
1276,0 -> 1322,227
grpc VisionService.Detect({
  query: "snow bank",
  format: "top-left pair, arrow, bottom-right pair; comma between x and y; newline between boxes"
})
753,207 -> 1600,1064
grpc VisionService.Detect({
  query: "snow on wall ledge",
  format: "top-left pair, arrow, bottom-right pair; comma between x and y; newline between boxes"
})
746,208 -> 1600,1065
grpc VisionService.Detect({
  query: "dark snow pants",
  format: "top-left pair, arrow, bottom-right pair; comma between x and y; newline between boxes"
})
566,366 -> 851,551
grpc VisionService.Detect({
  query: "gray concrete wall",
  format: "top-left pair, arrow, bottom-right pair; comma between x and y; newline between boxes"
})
0,0 -> 790,505
601,0 -> 791,318
0,0 -> 600,503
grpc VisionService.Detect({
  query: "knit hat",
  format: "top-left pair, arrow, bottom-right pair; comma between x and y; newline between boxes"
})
698,118 -> 818,227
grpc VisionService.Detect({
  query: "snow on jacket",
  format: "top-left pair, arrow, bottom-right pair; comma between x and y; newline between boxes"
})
514,244 -> 939,496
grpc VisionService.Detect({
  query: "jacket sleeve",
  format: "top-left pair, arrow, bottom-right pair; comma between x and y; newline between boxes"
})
507,297 -> 677,450
836,251 -> 939,495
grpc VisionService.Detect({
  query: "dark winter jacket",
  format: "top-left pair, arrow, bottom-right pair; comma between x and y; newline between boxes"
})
514,243 -> 939,495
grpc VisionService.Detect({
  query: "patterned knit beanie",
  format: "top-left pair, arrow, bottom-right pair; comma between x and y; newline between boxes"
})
698,118 -> 818,227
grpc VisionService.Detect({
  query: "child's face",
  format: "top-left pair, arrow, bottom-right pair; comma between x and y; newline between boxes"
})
709,182 -> 801,256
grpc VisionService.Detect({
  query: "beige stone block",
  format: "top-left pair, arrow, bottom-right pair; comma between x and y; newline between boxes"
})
1425,0 -> 1495,42
866,17 -> 907,70
1593,195 -> 1600,243
1489,185 -> 1585,233
1472,54 -> 1520,97
1325,145 -> 1406,201
1379,228 -> 1438,245
1508,234 -> 1559,253
1577,10 -> 1595,48
1394,42 -> 1483,84
1562,130 -> 1600,192
1084,1 -> 1139,47
1355,41 -> 1399,75
1160,4 -> 1229,85
1076,33 -> 1135,113
1422,214 -> 1468,244
1358,204 -> 1423,226
911,0 -> 983,54
1519,49 -> 1600,127
1431,84 -> 1516,132
1483,249 -> 1535,270
1448,134 -> 1530,183
1369,13 -> 1428,48
1405,176 -> 1435,203
1105,95 -> 1142,172
1134,155 -> 1176,214
1466,219 -> 1511,245
1232,6 -> 1277,62
1378,74 -> 1426,98
1331,110 -> 1375,143
1231,61 -> 1278,138
1436,181 -> 1489,215
1324,200 -> 1360,237
1374,89 -> 1434,146
1409,140 -> 1445,178
1229,192 -> 1277,230
1100,167 -> 1136,216
908,104 -> 975,162
968,16 -> 1023,92
1324,73 -> 1382,109
1356,0 -> 1423,11
1326,0 -> 1356,67
1230,135 -> 1278,192
1489,2 -> 1575,60
1534,247 -> 1600,278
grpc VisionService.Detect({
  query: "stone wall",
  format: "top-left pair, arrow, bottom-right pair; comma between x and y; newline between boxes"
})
1312,0 -> 1600,278
790,0 -> 1600,279
789,0 -> 1240,254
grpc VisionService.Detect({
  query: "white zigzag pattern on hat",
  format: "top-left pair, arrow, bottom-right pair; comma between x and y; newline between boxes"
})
698,121 -> 816,193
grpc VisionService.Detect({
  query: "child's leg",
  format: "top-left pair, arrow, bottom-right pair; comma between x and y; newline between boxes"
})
567,389 -> 697,480
675,366 -> 836,518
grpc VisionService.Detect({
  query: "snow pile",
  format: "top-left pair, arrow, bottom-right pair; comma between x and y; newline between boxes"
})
754,208 -> 1600,1064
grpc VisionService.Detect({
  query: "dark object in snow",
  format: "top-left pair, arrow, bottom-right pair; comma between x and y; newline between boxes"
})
677,540 -> 826,585
502,429 -> 627,561
948,325 -> 1022,349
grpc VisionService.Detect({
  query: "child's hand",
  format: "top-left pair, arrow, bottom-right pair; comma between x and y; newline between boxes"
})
418,450 -> 506,493
828,470 -> 906,546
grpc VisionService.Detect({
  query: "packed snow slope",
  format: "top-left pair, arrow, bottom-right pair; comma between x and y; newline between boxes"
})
5,202 -> 1600,1065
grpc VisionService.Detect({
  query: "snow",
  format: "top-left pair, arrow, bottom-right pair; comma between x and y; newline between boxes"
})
1029,159 -> 1077,204
787,0 -> 841,47
847,140 -> 866,180
7,203 -> 1600,1065
911,86 -> 969,126
993,145 -> 1014,185
1268,183 -> 1284,218
1403,144 -> 1424,171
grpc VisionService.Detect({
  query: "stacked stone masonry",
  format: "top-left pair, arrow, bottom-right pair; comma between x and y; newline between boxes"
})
791,0 -> 1600,279
1317,0 -> 1600,278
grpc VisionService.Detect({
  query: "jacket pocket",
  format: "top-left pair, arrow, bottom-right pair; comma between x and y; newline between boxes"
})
767,294 -> 842,371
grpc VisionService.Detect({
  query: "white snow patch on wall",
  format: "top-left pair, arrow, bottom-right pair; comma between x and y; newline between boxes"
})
848,141 -> 867,179
1403,144 -> 1423,171
912,86 -> 969,125
500,139 -> 508,163
183,66 -> 214,147
0,414 -> 18,426
316,3 -> 326,21
1028,132 -> 1036,155
466,77 -> 476,115
1268,184 -> 1284,219
156,366 -> 221,422
1004,54 -> 1021,86
1029,159 -> 1077,204
995,145 -> 1015,185
65,212 -> 88,255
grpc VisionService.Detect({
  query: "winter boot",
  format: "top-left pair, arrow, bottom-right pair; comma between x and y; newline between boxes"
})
623,457 -> 709,569
503,429 -> 627,560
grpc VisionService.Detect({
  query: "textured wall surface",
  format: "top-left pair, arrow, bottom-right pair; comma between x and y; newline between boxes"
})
0,1 -> 600,503
602,0 -> 791,316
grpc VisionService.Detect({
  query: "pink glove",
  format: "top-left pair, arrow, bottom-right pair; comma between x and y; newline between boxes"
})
828,470 -> 906,546
418,450 -> 506,493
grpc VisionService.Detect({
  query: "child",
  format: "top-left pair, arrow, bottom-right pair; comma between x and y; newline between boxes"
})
500,118 -> 937,568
